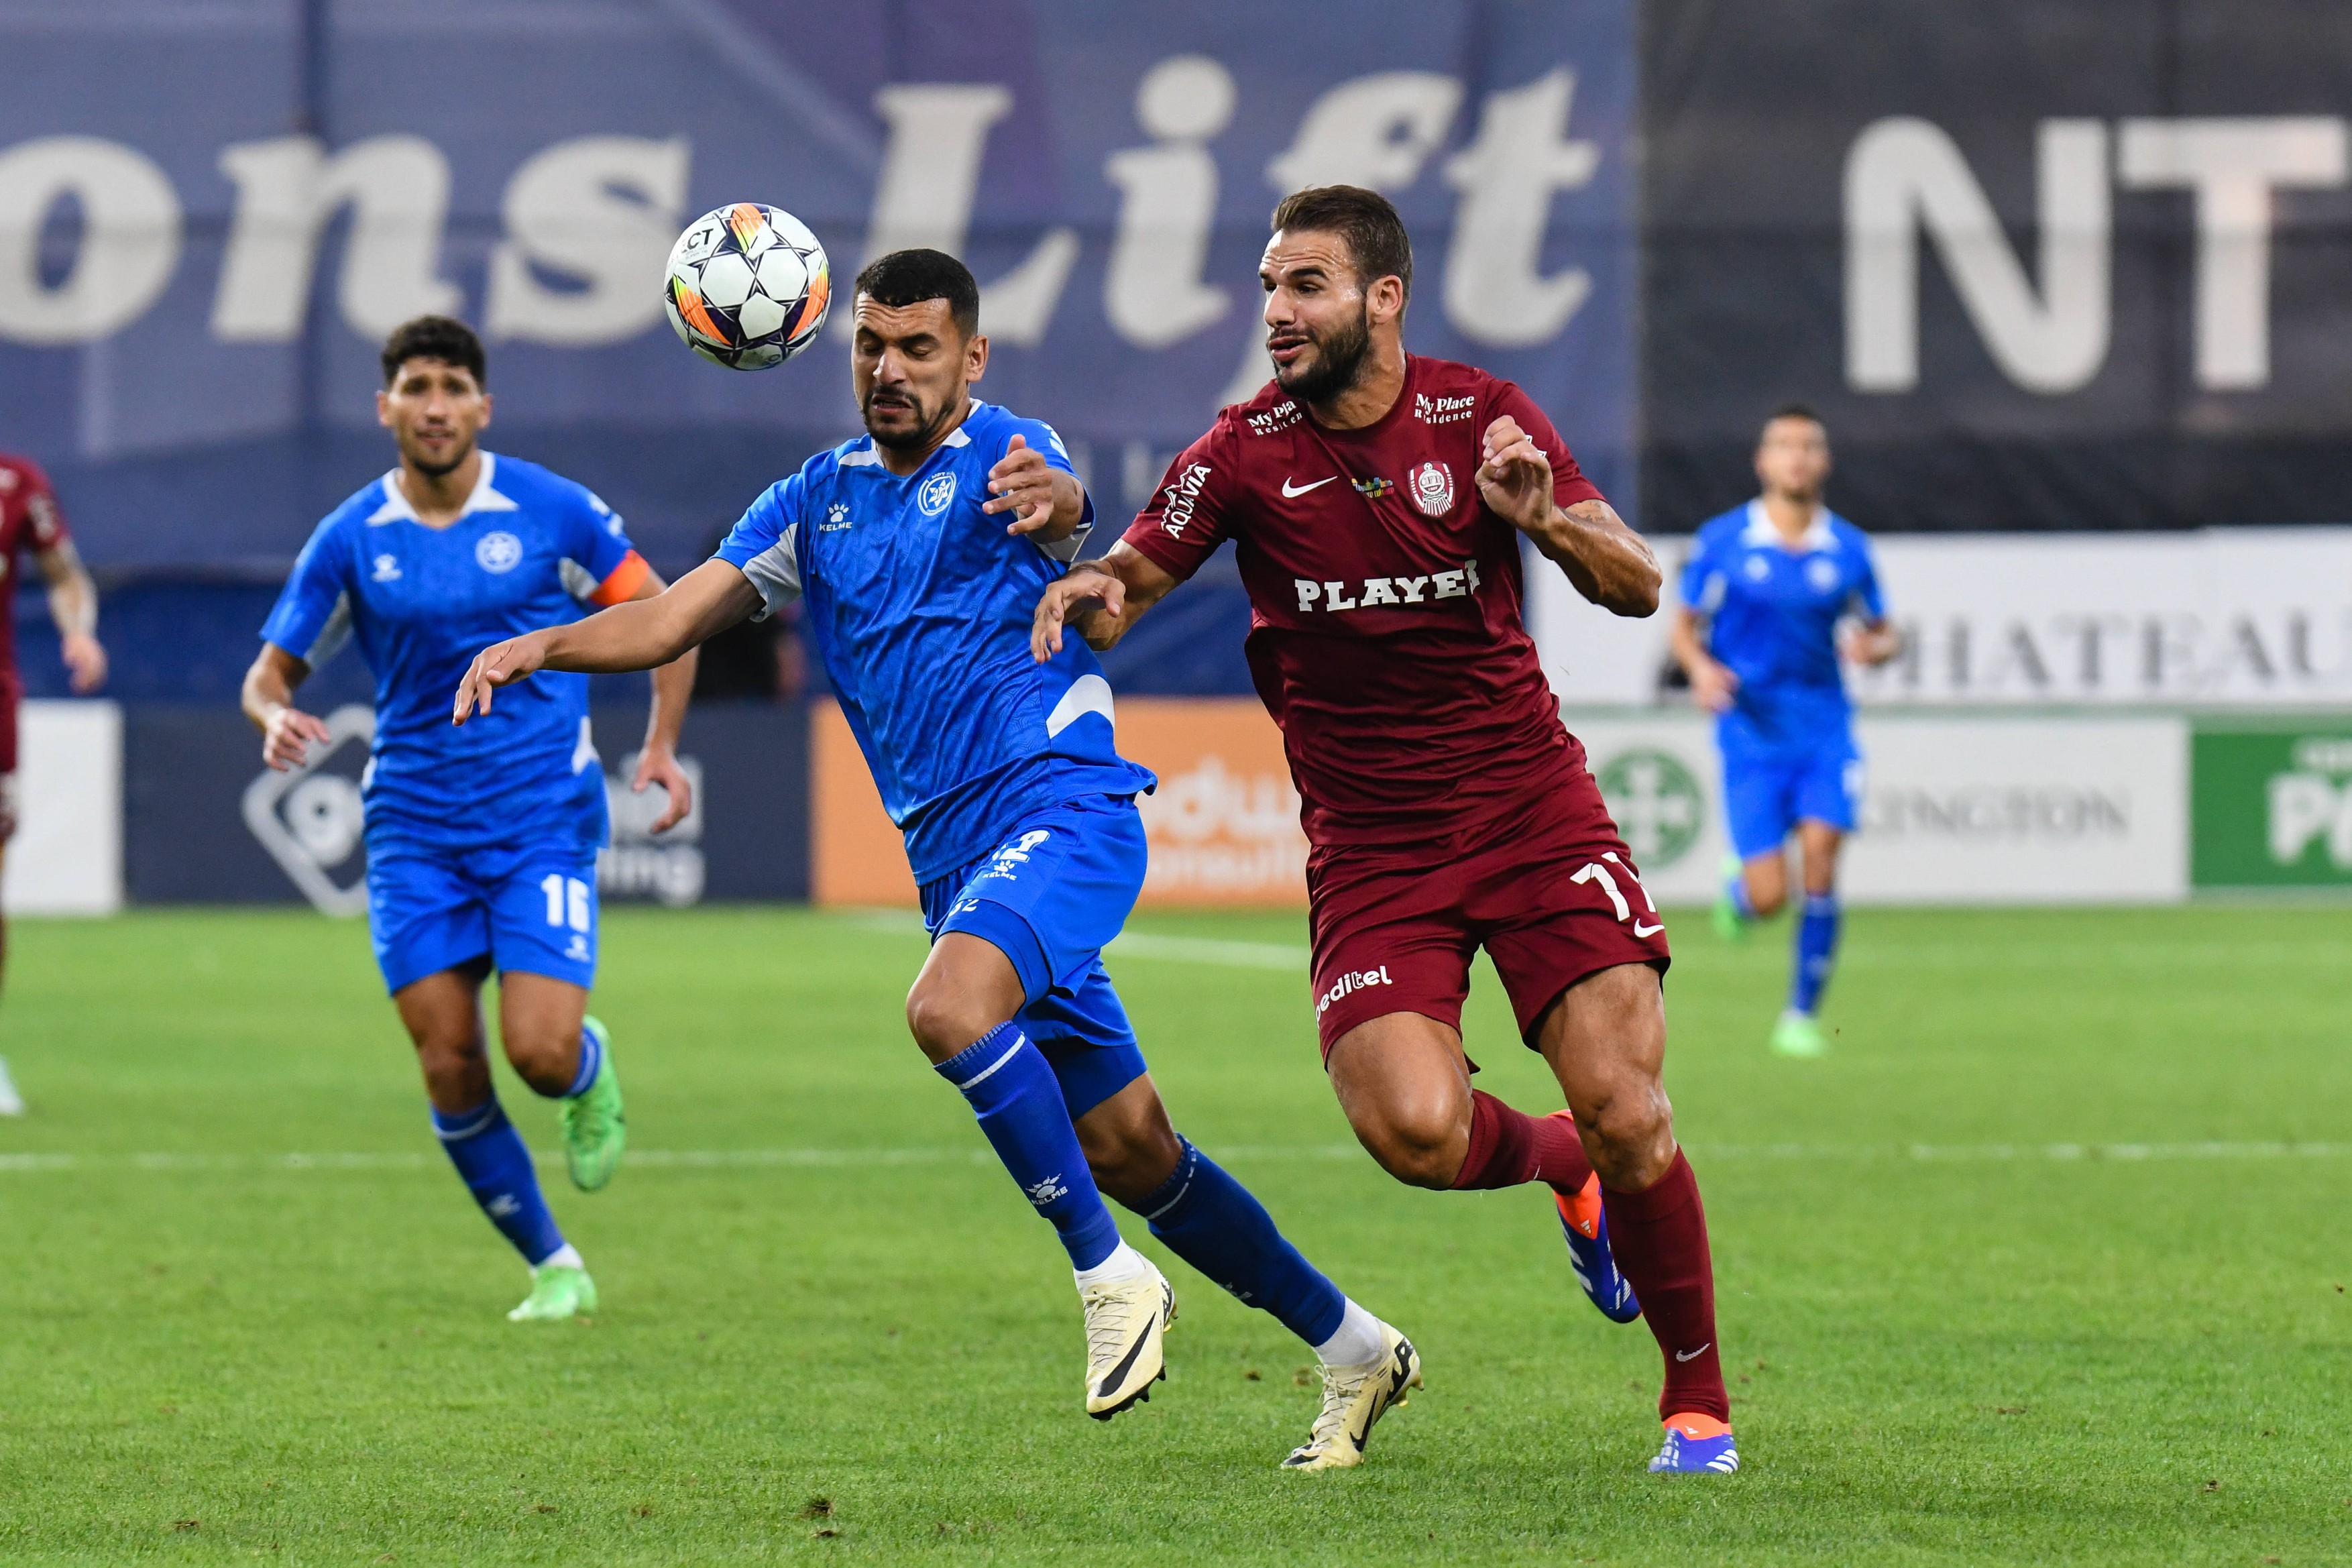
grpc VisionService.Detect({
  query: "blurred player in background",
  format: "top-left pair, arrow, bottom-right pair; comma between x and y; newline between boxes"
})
241,316 -> 696,1322
0,455 -> 107,1117
455,250 -> 1424,1469
1671,407 -> 1900,1060
1034,186 -> 1735,1475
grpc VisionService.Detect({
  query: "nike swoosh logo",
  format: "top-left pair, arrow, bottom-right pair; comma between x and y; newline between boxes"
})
1634,921 -> 1664,938
1675,1343 -> 1712,1362
1281,476 -> 1336,497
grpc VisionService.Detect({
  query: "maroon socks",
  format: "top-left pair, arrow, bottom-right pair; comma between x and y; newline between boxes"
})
1450,1090 -> 1595,1194
1601,1148 -> 1729,1422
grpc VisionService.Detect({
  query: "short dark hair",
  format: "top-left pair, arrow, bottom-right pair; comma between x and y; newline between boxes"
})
1269,184 -> 1414,303
853,248 -> 981,339
380,315 -> 485,389
1764,402 -> 1826,433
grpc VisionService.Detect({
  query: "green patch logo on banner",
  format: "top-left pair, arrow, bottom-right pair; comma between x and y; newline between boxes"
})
2191,724 -> 2352,887
1595,748 -> 1705,869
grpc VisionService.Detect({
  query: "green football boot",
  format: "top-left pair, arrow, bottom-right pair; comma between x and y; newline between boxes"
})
1710,856 -> 1749,942
1769,1010 -> 1828,1059
557,1016 -> 625,1192
508,1262 -> 598,1323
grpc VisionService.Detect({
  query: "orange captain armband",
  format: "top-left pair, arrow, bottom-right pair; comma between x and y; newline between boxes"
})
588,549 -> 653,606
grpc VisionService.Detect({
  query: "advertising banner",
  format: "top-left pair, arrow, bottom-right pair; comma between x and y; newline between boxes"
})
1530,528 -> 2352,710
1569,712 -> 2188,906
1846,716 -> 2188,904
125,702 -> 805,908
1640,0 -> 2352,534
2190,719 -> 2352,889
1,699 -> 122,916
813,695 -> 1309,909
0,0 -> 1635,573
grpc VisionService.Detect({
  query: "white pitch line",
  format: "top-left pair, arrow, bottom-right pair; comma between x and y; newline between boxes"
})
2,1140 -> 2346,1175
845,909 -> 1308,970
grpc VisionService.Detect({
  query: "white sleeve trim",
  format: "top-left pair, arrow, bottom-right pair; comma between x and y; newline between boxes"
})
300,591 -> 353,668
558,557 -> 599,602
738,522 -> 802,620
1032,521 -> 1093,564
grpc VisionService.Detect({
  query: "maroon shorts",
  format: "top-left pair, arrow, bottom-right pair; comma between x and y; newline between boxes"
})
1305,767 -> 1671,1059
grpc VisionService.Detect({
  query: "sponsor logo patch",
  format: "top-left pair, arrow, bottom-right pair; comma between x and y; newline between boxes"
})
1162,463 -> 1211,537
1351,476 -> 1394,500
1414,392 -> 1476,425
1316,964 -> 1393,1017
1292,558 -> 1482,614
1247,400 -> 1302,435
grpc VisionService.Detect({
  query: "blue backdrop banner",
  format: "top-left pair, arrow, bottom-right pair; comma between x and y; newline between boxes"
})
0,0 -> 1635,574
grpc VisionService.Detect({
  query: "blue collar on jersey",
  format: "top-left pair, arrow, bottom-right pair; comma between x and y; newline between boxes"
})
366,451 -> 522,526
1742,498 -> 1837,553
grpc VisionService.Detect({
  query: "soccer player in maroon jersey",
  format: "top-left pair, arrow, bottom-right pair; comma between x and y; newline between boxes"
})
1032,186 -> 1737,1474
0,454 -> 107,1116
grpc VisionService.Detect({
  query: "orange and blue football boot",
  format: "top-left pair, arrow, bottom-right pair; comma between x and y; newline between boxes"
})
1554,1166 -> 1642,1324
1650,1413 -> 1739,1473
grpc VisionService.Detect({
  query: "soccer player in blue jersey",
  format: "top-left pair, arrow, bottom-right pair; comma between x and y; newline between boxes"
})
241,316 -> 697,1321
455,250 -> 1420,1468
1671,406 -> 1901,1058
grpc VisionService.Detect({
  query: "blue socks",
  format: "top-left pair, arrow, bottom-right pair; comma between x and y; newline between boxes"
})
563,1020 -> 604,1098
432,1099 -> 565,1266
936,1023 -> 1122,1271
1131,1135 -> 1347,1347
1791,891 -> 1841,1015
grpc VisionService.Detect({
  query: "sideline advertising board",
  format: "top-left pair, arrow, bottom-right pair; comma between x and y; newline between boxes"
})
1,699 -> 122,916
2190,719 -> 2352,891
812,696 -> 1309,909
1531,528 -> 2352,712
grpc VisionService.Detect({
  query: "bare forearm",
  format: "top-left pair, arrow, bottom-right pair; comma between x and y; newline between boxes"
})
644,645 -> 697,754
1667,610 -> 1711,678
241,649 -> 306,732
541,595 -> 708,675
1524,499 -> 1661,616
46,574 -> 95,638
1032,472 -> 1087,544
1074,556 -> 1170,651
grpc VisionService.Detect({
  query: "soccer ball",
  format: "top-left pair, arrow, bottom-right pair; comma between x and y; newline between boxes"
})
663,203 -> 832,371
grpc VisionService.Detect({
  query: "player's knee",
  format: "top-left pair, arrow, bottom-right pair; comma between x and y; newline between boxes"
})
1576,1080 -> 1674,1184
1354,1105 -> 1465,1190
1748,884 -> 1787,919
500,1021 -> 579,1096
1084,1121 -> 1181,1207
903,982 -> 999,1064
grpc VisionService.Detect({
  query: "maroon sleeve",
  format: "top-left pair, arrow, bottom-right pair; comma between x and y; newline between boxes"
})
15,459 -> 68,550
1485,380 -> 1604,510
1120,425 -> 1234,583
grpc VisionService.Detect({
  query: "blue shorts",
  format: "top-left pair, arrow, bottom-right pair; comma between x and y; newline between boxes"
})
1720,737 -> 1862,860
367,838 -> 600,995
918,795 -> 1148,1119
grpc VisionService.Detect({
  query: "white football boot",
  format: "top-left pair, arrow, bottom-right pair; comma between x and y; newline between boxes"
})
0,1056 -> 23,1116
1282,1321 -> 1422,1470
1080,1257 -> 1175,1419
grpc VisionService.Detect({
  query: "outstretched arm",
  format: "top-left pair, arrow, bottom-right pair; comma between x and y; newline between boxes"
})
618,567 -> 702,834
1476,415 -> 1661,617
1031,541 -> 1182,660
454,559 -> 759,724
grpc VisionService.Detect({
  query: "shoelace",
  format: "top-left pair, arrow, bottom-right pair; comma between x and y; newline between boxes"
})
1302,1359 -> 1378,1450
1080,1281 -> 1152,1366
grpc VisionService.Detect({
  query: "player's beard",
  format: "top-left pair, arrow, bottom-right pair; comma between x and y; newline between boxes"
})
406,434 -> 473,481
1273,302 -> 1371,406
861,386 -> 946,453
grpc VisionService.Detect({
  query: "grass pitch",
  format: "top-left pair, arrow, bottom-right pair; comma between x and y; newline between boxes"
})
1,903 -> 2349,1565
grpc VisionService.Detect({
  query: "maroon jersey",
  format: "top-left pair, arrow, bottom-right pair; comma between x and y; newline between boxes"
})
1123,355 -> 1604,847
0,455 -> 68,691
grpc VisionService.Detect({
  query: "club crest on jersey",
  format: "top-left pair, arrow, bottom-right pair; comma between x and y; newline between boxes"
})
1407,461 -> 1455,518
475,530 -> 522,573
917,471 -> 957,518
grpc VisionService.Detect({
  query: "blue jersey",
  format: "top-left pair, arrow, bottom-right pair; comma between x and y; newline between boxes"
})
260,452 -> 648,852
715,400 -> 1154,884
1679,501 -> 1885,751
